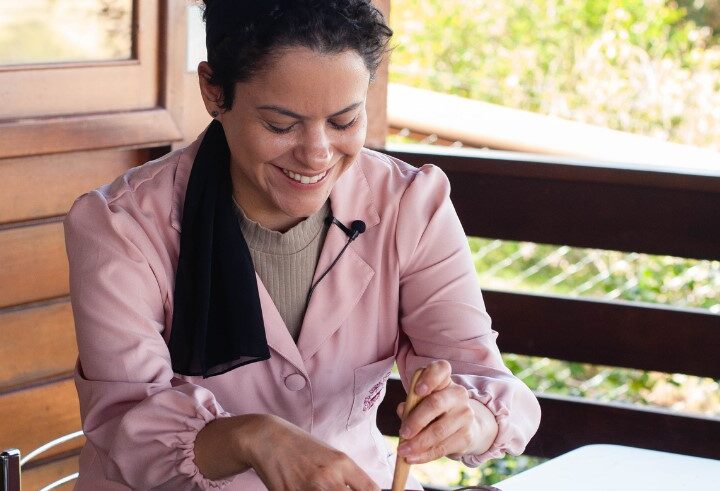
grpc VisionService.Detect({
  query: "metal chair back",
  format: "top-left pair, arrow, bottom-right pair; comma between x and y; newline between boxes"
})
1,431 -> 83,491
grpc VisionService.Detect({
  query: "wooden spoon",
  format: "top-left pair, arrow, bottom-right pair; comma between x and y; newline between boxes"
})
391,367 -> 425,491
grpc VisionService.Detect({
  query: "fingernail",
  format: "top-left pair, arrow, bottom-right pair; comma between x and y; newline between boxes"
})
400,426 -> 411,438
397,443 -> 410,455
415,383 -> 428,396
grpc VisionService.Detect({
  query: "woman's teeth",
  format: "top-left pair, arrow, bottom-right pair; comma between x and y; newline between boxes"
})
282,169 -> 327,184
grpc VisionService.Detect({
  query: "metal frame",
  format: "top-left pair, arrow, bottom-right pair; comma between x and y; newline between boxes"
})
1,431 -> 84,491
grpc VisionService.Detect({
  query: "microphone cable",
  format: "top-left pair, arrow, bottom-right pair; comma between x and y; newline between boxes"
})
306,216 -> 366,302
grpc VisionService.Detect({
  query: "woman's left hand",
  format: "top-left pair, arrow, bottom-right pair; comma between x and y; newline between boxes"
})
395,360 -> 498,464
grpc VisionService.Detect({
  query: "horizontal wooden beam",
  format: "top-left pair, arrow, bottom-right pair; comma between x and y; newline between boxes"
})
0,221 -> 68,309
0,299 -> 77,391
484,290 -> 720,380
0,377 -> 83,461
378,379 -> 720,461
526,392 -> 720,460
0,109 -> 181,159
0,148 -> 150,225
21,450 -> 80,490
384,145 -> 720,261
387,84 -> 720,169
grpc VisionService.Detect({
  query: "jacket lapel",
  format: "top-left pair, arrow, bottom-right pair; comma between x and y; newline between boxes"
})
297,160 -> 380,361
256,273 -> 308,374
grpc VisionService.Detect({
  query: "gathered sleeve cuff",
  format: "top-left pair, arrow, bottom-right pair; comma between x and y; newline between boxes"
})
76,370 -> 238,489
452,372 -> 541,466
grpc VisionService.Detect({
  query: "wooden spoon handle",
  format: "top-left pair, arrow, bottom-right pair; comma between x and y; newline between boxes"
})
391,367 -> 425,491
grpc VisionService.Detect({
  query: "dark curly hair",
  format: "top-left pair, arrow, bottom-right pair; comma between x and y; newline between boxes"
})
202,0 -> 393,110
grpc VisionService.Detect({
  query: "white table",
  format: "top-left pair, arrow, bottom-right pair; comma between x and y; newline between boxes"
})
496,444 -> 720,491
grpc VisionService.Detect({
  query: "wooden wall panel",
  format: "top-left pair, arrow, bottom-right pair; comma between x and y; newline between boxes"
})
0,222 -> 68,309
0,301 -> 77,390
0,110 -> 181,160
23,454 -> 79,491
0,148 -> 149,224
0,378 -> 83,461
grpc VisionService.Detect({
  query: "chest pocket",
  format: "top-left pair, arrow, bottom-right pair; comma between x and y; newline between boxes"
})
346,355 -> 395,430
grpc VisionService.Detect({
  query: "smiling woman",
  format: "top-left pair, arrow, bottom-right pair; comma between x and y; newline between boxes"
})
63,1 -> 541,490
199,48 -> 370,231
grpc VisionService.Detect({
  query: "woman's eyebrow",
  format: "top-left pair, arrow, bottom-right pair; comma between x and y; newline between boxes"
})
256,101 -> 362,119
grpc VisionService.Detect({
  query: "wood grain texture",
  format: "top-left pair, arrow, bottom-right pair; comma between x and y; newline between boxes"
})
0,301 -> 77,390
0,221 -> 68,309
0,109 -> 182,160
0,378 -> 83,461
0,148 -> 148,224
22,453 -> 79,491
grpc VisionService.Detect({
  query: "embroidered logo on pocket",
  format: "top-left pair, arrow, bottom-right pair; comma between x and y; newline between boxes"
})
363,371 -> 391,411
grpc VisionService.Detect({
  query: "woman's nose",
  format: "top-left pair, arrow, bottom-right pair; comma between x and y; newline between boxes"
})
295,124 -> 332,169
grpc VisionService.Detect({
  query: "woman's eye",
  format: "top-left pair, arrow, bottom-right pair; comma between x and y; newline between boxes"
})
266,123 -> 295,134
330,116 -> 358,131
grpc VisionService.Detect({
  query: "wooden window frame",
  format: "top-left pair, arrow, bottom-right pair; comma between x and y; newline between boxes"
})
0,0 -> 182,158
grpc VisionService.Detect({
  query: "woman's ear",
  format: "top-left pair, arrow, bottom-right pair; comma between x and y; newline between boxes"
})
198,61 -> 224,117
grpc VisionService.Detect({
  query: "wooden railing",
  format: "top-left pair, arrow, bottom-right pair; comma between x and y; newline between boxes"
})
377,144 -> 720,462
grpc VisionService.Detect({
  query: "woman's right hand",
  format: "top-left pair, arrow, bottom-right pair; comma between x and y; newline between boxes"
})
195,413 -> 380,490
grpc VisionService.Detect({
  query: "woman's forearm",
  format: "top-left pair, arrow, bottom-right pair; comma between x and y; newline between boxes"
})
194,413 -> 379,489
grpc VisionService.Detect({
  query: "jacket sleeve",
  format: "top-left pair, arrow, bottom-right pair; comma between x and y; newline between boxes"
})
65,190 -> 235,489
393,165 -> 541,466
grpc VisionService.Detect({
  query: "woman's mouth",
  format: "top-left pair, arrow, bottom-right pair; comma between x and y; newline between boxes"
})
281,168 -> 328,184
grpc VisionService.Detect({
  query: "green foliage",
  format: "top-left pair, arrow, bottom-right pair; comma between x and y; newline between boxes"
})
468,238 -> 720,310
390,0 -> 720,150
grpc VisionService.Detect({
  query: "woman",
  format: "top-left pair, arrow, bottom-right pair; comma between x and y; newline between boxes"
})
64,1 -> 540,489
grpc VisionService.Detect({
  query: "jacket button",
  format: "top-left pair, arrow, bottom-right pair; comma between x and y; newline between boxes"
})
284,373 -> 306,391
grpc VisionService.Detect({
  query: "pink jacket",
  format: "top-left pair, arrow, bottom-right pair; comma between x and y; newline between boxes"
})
64,133 -> 540,490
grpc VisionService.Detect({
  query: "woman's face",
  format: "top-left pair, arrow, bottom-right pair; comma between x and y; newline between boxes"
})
200,47 -> 371,231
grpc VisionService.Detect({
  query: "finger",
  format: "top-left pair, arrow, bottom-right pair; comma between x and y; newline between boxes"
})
403,432 -> 459,464
398,405 -> 471,459
396,402 -> 405,419
400,383 -> 468,439
341,457 -> 380,491
414,360 -> 452,397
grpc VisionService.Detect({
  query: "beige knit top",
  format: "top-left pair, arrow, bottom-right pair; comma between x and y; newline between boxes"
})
234,201 -> 330,341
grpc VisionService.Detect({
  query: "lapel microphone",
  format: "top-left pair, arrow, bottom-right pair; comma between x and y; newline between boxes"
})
307,216 -> 367,301
326,216 -> 366,240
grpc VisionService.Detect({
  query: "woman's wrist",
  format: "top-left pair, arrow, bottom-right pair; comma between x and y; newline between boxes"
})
230,413 -> 279,471
194,413 -> 273,480
467,399 -> 499,455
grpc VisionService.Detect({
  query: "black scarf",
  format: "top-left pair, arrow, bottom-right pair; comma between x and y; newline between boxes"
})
169,120 -> 270,378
